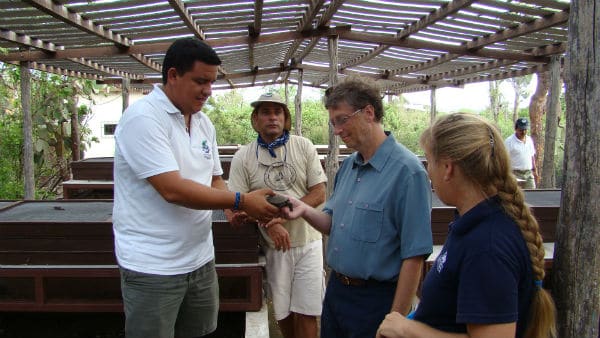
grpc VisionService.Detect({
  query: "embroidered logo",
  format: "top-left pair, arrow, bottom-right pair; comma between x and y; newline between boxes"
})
201,140 -> 211,159
436,251 -> 447,273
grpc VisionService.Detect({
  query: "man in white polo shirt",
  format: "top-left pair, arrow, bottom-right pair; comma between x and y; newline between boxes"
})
505,117 -> 538,188
113,38 -> 279,338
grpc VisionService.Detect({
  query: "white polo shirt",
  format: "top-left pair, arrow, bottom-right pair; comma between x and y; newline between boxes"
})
504,133 -> 536,170
113,85 -> 223,275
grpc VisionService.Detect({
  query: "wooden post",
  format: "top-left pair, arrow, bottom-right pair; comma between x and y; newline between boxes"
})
122,78 -> 130,113
294,69 -> 303,136
326,36 -> 340,198
20,62 -> 35,200
554,0 -> 600,336
540,56 -> 561,188
430,86 -> 437,123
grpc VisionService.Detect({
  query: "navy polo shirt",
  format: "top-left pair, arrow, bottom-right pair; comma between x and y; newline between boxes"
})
414,196 -> 535,338
323,134 -> 433,281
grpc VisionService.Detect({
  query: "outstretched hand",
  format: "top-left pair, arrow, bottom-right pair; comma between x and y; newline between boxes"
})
241,188 -> 280,223
279,195 -> 306,220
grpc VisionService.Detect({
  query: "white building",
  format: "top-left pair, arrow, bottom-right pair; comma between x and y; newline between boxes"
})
83,90 -> 144,158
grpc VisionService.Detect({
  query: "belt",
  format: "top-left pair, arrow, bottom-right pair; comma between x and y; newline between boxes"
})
334,271 -> 396,287
335,272 -> 367,286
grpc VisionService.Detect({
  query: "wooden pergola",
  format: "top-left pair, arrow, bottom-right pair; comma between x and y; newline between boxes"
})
0,0 -> 569,94
1,2 -> 599,337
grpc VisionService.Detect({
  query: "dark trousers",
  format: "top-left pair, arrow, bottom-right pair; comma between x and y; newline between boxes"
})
321,273 -> 396,338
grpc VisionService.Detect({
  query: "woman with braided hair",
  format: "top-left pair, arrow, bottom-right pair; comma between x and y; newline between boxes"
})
377,113 -> 556,338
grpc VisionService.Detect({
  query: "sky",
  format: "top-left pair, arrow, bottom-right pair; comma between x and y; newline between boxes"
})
233,75 -> 539,113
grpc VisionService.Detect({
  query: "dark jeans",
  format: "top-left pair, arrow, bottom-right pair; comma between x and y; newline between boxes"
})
321,273 -> 396,338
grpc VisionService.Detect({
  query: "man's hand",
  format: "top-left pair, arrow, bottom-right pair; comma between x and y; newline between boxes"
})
224,209 -> 253,228
266,220 -> 291,251
241,188 -> 280,223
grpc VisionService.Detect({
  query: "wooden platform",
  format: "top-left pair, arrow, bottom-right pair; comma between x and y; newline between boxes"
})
0,200 -> 263,313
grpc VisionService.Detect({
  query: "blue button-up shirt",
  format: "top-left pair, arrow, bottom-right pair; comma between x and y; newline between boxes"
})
324,134 -> 433,281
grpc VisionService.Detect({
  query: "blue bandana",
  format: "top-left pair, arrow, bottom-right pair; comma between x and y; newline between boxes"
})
257,130 -> 289,158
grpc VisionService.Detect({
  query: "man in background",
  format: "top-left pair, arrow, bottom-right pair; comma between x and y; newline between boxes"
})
505,117 -> 538,188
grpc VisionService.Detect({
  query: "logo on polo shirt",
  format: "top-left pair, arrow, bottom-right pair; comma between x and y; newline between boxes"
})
436,251 -> 447,273
201,140 -> 211,159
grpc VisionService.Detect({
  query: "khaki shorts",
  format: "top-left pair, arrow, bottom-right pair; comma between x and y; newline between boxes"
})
513,169 -> 536,189
265,239 -> 325,321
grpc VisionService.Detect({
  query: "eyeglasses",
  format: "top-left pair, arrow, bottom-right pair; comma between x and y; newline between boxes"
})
330,108 -> 363,128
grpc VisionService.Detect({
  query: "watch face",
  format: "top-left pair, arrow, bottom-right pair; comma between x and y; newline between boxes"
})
263,161 -> 297,191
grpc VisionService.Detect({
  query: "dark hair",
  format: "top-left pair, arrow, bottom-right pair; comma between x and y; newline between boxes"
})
324,76 -> 384,122
162,38 -> 222,84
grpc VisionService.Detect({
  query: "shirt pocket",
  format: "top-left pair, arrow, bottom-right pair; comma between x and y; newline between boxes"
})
350,201 -> 384,243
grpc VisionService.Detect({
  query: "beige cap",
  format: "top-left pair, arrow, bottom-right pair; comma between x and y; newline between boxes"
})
251,92 -> 292,131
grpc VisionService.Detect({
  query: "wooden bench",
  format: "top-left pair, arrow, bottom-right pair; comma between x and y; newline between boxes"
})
0,200 -> 263,312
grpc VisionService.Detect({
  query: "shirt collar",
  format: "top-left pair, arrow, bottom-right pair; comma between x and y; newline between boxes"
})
352,131 -> 395,171
450,196 -> 503,236
150,84 -> 183,115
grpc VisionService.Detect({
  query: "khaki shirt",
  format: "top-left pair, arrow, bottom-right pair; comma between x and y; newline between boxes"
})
228,135 -> 327,248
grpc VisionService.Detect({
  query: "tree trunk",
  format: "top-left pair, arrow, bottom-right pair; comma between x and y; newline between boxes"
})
553,0 -> 600,336
489,80 -> 501,122
70,94 -> 81,162
540,56 -> 561,188
20,62 -> 35,200
511,80 -> 520,122
528,71 -> 550,186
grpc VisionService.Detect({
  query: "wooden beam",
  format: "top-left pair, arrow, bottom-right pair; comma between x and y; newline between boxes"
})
339,31 -> 551,62
29,61 -> 101,80
168,0 -> 206,40
0,26 -> 351,62
465,11 -> 569,50
341,0 -> 476,70
23,0 -> 131,48
317,0 -> 345,27
68,57 -> 143,80
389,54 -> 461,76
397,0 -> 476,39
0,28 -> 60,52
129,54 -> 162,73
425,59 -> 519,81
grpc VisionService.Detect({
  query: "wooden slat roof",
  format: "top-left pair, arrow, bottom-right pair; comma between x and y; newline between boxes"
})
0,0 -> 569,94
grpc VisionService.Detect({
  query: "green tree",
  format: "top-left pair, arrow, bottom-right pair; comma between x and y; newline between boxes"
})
0,63 -> 97,199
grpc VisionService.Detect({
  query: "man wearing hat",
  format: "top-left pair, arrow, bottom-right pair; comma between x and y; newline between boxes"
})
505,117 -> 538,188
226,92 -> 327,338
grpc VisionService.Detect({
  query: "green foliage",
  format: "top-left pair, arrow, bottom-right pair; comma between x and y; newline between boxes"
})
0,63 -> 98,199
204,90 -> 255,145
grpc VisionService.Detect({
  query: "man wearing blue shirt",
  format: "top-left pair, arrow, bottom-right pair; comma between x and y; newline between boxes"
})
281,76 -> 433,338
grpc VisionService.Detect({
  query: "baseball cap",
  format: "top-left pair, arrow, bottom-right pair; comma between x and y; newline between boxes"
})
515,118 -> 529,130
